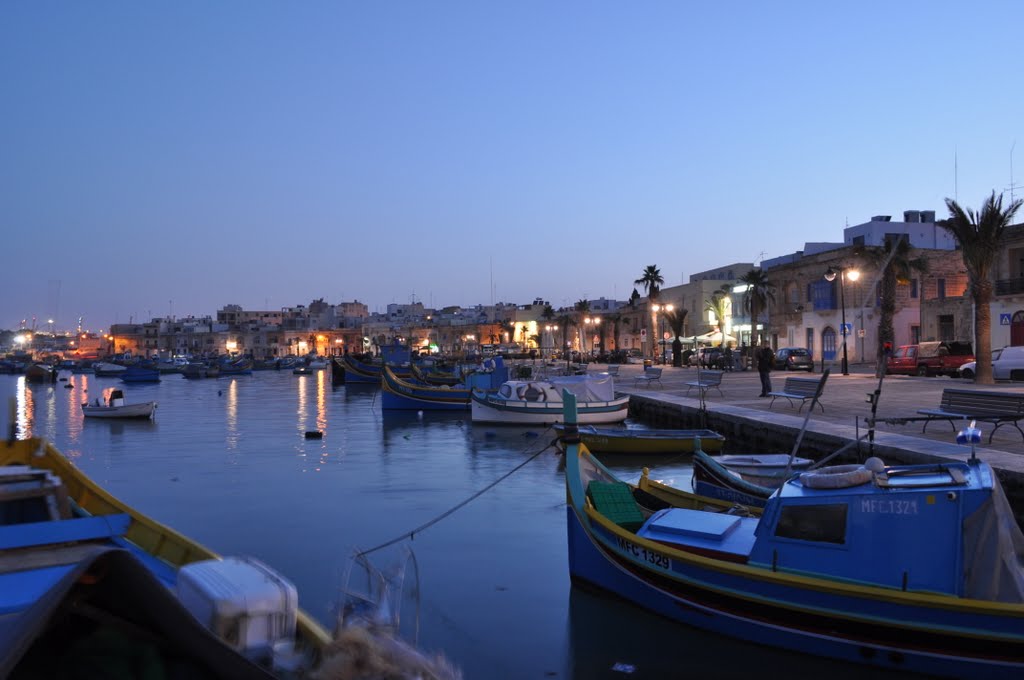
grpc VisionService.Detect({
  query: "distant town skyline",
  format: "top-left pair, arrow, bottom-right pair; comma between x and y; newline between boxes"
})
3,3 -> 1022,332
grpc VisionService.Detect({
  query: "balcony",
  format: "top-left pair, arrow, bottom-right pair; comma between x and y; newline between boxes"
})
996,277 -> 1024,296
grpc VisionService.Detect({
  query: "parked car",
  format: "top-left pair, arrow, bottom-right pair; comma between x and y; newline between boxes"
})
774,347 -> 814,372
689,347 -> 721,368
887,341 -> 974,377
958,346 -> 1024,381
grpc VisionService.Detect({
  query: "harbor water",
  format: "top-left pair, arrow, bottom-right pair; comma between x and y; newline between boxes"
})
1,371 -> 922,679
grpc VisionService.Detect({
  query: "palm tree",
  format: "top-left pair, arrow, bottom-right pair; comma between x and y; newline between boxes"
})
941,191 -> 1023,384
634,265 -> 664,359
574,299 -> 591,353
703,285 -> 731,338
556,314 -> 576,361
604,312 -> 623,355
856,237 -> 928,377
499,320 -> 516,347
738,269 -> 776,369
663,307 -> 688,367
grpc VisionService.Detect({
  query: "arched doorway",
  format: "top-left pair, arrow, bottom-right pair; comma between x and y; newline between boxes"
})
822,327 -> 837,361
1012,311 -> 1024,346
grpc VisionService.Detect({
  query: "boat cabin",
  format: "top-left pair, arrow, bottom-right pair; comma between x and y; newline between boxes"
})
109,389 -> 126,407
635,459 -> 1024,601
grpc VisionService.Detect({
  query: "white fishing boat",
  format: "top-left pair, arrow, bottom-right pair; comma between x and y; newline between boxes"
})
82,389 -> 157,419
470,375 -> 628,425
92,361 -> 128,377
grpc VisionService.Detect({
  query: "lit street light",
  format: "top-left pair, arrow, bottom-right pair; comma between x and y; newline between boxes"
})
652,304 -> 673,364
824,266 -> 860,375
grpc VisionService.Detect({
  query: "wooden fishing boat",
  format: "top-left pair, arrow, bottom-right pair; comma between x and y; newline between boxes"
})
381,363 -> 509,411
0,437 -> 331,677
81,388 -> 157,419
337,354 -> 384,384
0,437 -> 459,679
219,358 -> 253,375
381,365 -> 473,411
563,392 -> 1024,679
120,363 -> 161,382
471,376 -> 629,425
713,452 -> 812,487
690,449 -> 775,507
554,424 -> 725,454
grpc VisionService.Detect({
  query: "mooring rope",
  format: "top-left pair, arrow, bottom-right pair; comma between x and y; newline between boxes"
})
357,425 -> 557,557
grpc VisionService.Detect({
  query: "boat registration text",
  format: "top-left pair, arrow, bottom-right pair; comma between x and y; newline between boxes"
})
616,537 -> 672,570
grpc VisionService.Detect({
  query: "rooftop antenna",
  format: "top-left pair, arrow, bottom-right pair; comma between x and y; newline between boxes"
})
489,257 -> 494,306
1009,140 -> 1020,204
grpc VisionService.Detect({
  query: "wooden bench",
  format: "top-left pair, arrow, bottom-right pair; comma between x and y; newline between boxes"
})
634,366 -> 663,388
686,370 -> 724,397
768,376 -> 825,412
916,388 -> 1024,442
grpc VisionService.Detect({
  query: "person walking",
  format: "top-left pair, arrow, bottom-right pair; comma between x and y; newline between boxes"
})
757,341 -> 775,397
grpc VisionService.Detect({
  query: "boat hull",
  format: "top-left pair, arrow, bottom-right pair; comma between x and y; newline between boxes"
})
82,402 -> 157,419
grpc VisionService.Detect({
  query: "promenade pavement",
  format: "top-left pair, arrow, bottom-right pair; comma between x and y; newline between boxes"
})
586,360 -> 1024,476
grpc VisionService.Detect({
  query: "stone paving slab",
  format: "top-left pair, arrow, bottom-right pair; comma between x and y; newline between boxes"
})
581,361 -> 1024,476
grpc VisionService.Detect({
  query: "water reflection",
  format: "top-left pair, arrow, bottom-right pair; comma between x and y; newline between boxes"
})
565,586 -> 919,679
16,376 -> 32,438
226,378 -> 239,449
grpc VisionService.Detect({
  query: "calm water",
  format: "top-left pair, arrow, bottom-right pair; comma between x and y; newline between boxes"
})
1,371 -> 920,679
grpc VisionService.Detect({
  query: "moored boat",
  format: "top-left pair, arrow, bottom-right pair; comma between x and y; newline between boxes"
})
0,437 -> 461,679
82,388 -> 157,419
92,361 -> 128,377
120,363 -> 161,383
0,437 -> 330,677
713,452 -> 813,486
470,375 -> 628,425
554,424 -> 725,454
381,360 -> 509,411
562,392 -> 1024,679
25,363 -> 58,383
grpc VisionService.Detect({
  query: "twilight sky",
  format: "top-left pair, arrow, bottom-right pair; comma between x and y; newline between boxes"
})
2,2 -> 1021,333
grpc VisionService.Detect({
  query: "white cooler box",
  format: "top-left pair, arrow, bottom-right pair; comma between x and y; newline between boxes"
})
176,556 -> 298,657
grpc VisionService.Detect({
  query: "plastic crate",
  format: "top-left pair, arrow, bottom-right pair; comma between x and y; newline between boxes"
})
586,481 -> 644,532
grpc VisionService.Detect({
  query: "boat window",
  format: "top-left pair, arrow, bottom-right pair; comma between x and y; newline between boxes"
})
499,385 -> 513,399
774,504 -> 847,544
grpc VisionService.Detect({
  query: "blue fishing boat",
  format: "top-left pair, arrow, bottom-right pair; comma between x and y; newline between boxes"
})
0,437 -> 461,679
380,359 -> 508,411
563,395 -> 1024,679
119,363 -> 161,382
219,357 -> 253,375
0,437 -> 330,677
338,354 -> 382,384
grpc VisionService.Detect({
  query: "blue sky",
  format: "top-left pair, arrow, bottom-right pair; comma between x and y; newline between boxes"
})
2,2 -> 1021,332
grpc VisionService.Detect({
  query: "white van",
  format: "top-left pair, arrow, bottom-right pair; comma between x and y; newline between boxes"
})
958,346 -> 1024,380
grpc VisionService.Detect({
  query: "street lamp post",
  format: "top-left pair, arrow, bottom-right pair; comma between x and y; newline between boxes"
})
824,267 -> 860,375
651,304 -> 673,364
544,324 -> 557,362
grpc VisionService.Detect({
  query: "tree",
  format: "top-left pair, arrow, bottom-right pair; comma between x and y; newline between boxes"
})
499,320 -> 516,346
663,307 -> 688,367
856,237 -> 928,377
574,299 -> 591,353
604,312 -> 623,354
634,265 -> 664,359
703,285 -> 731,338
738,269 -> 775,369
941,191 -> 1023,384
555,314 -> 576,359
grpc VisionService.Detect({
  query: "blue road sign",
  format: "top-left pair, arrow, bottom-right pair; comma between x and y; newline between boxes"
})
841,323 -> 853,336
1000,313 -> 1012,326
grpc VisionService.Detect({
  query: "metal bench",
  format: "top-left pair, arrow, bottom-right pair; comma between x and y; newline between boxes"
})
685,370 -> 724,397
634,366 -> 663,388
916,388 -> 1024,442
768,376 -> 825,412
